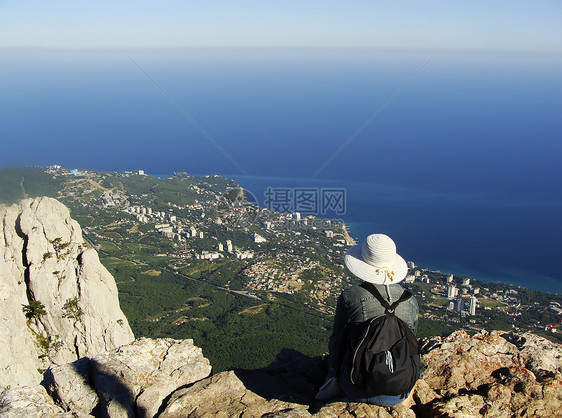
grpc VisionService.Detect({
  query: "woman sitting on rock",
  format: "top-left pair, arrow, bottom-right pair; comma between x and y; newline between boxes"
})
318,234 -> 420,407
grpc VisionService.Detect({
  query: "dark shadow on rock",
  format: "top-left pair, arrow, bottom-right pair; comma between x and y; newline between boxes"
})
500,332 -> 526,348
234,349 -> 328,407
419,337 -> 442,354
43,357 -> 148,418
491,367 -> 511,380
41,358 -> 94,414
90,358 -> 148,418
535,369 -> 556,382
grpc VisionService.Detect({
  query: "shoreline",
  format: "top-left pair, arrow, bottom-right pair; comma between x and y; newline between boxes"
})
222,173 -> 562,296
151,171 -> 562,295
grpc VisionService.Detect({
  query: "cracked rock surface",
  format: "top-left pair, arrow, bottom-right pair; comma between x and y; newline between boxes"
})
0,197 -> 134,389
43,338 -> 212,417
418,330 -> 562,417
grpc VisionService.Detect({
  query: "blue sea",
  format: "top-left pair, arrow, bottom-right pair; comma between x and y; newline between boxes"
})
1,48 -> 561,293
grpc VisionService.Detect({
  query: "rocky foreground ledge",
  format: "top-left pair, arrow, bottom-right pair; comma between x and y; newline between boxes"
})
1,330 -> 561,417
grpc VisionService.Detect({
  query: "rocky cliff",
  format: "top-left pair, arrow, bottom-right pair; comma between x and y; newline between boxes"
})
1,198 -> 561,417
1,329 -> 560,417
0,197 -> 134,388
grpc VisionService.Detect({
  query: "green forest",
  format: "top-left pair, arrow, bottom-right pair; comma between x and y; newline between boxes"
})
105,258 -> 332,372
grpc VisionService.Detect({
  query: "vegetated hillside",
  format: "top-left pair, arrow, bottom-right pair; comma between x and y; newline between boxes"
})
108,258 -> 331,372
0,166 -> 63,203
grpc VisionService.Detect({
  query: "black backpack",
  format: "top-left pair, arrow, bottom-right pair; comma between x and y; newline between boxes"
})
346,282 -> 421,396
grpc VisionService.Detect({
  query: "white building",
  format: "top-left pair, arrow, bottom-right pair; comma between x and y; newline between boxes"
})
469,296 -> 477,316
226,240 -> 233,252
462,278 -> 471,286
294,212 -> 301,221
447,274 -> 454,284
454,299 -> 465,313
197,251 -> 222,260
138,170 -> 145,175
325,230 -> 334,238
252,233 -> 267,243
447,286 -> 459,299
405,275 -> 416,283
198,231 -> 204,239
218,242 -> 224,252
235,251 -> 254,260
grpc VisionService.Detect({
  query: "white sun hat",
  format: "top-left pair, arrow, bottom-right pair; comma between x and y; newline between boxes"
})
344,234 -> 408,284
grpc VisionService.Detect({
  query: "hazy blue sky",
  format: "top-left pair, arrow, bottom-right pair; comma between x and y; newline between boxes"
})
1,0 -> 561,52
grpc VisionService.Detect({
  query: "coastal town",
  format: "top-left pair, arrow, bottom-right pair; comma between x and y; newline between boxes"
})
7,166 -> 562,348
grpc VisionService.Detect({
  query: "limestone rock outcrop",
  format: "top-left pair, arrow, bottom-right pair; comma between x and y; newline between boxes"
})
1,312 -> 561,418
0,386 -> 69,418
42,337 -> 212,417
156,330 -> 562,417
1,337 -> 211,417
160,371 -> 306,418
418,330 -> 562,417
0,197 -> 134,389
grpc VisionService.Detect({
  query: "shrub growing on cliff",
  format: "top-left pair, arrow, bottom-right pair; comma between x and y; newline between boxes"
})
36,334 -> 64,356
51,237 -> 71,259
22,300 -> 46,319
62,297 -> 83,322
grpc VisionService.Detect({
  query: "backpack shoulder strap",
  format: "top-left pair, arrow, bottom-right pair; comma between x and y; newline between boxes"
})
360,282 -> 412,312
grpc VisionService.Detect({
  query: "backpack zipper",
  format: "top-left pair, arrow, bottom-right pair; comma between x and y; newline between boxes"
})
349,314 -> 385,384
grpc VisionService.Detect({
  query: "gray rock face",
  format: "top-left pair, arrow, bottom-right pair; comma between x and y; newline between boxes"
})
42,357 -> 99,416
0,386 -> 68,418
160,370 -> 309,418
2,315 -> 561,417
517,331 -> 562,375
157,331 -> 562,417
44,338 -> 212,417
160,348 -> 413,418
0,197 -> 134,389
